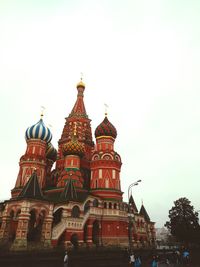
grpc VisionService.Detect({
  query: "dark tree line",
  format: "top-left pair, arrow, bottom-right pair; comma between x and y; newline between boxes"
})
165,197 -> 200,245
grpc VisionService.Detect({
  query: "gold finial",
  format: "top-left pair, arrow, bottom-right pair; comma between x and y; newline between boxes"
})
40,106 -> 45,119
104,103 -> 109,117
77,73 -> 85,88
141,199 -> 143,205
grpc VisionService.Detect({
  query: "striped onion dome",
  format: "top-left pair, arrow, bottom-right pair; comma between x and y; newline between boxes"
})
95,116 -> 117,139
25,118 -> 52,143
46,143 -> 57,161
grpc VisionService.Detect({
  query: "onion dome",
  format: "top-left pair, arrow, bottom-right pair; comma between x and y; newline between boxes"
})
25,118 -> 52,143
95,116 -> 117,139
46,143 -> 57,161
63,135 -> 85,157
76,79 -> 85,89
63,139 -> 85,157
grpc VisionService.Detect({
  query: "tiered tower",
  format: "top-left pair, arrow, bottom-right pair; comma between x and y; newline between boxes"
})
12,116 -> 55,197
90,114 -> 122,200
55,80 -> 94,191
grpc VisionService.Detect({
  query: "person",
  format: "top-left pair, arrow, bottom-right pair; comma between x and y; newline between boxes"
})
151,255 -> 158,267
129,252 -> 135,266
182,249 -> 189,266
175,249 -> 181,264
134,255 -> 141,267
64,251 -> 68,267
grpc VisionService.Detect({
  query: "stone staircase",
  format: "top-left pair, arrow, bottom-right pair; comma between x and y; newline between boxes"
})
52,208 -> 96,240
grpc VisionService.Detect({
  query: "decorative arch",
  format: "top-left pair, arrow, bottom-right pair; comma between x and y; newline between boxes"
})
92,154 -> 100,161
27,208 -> 45,242
101,153 -> 113,160
71,206 -> 80,218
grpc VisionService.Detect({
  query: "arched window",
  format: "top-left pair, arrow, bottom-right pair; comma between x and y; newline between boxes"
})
114,203 -> 117,209
71,206 -> 80,218
10,210 -> 14,219
104,202 -> 107,209
109,202 -> 112,209
16,209 -> 21,218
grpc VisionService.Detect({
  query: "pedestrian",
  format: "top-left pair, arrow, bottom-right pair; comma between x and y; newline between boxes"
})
134,255 -> 141,267
129,252 -> 135,266
151,255 -> 158,267
175,249 -> 181,264
182,249 -> 189,266
64,251 -> 68,267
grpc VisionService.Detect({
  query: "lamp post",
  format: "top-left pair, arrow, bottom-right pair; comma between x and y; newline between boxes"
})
128,179 -> 141,202
127,179 -> 142,251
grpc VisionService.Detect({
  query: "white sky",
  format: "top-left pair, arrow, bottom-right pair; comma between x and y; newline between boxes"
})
0,0 -> 200,227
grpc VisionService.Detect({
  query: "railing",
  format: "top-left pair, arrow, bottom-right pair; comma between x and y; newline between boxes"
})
52,207 -> 128,240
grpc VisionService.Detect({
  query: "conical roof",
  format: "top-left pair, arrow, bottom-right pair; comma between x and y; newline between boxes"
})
139,204 -> 150,222
129,195 -> 138,212
60,179 -> 77,201
69,80 -> 88,118
18,171 -> 44,200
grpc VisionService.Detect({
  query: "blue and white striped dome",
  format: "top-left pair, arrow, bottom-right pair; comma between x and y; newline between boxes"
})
25,119 -> 52,143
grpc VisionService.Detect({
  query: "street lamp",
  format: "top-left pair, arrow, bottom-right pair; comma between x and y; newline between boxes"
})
128,179 -> 142,202
127,179 -> 142,251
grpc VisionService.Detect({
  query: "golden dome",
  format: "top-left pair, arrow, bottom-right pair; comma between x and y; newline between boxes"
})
76,80 -> 85,88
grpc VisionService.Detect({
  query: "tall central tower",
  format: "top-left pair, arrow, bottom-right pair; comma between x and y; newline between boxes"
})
56,81 -> 94,190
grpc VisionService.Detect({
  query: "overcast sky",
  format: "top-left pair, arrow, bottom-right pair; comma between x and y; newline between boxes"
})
0,0 -> 200,227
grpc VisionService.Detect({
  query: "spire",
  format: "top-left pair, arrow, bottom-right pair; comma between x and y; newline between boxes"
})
129,194 -> 138,212
18,170 -> 44,200
69,79 -> 88,118
60,179 -> 77,201
139,204 -> 150,222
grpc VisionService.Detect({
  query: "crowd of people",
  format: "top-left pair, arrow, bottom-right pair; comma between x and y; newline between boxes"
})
128,247 -> 190,266
63,247 -> 190,267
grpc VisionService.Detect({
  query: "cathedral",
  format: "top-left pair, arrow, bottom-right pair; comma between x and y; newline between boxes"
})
0,80 -> 155,250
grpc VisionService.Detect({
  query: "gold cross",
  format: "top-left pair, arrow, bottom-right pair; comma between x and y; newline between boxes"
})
104,103 -> 109,116
40,106 -> 45,118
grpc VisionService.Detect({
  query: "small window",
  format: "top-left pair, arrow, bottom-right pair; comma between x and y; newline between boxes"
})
71,206 -> 80,218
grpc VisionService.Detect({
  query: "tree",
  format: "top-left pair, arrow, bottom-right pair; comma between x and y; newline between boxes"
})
165,197 -> 200,244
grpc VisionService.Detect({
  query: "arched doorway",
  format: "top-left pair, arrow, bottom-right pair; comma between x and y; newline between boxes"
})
92,220 -> 100,246
9,209 -> 19,242
70,233 -> 79,249
27,209 -> 45,243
